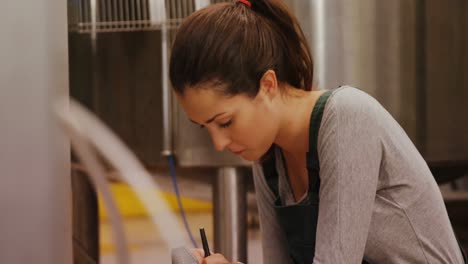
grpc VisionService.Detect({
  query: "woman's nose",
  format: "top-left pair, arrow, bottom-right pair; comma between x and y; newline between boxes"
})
210,129 -> 231,151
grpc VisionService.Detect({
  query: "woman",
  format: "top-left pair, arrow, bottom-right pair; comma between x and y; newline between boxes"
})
169,0 -> 467,263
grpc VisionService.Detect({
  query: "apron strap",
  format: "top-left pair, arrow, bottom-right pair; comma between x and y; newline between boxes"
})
306,89 -> 334,193
262,89 -> 335,198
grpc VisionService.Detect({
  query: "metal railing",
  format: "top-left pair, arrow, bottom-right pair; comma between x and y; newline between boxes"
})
67,0 -> 221,33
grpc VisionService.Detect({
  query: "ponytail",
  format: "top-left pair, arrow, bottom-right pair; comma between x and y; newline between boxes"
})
170,0 -> 314,97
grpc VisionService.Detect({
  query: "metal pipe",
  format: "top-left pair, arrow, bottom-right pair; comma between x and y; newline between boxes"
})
130,0 -> 135,27
75,0 -> 80,30
141,0 -> 147,25
136,0 -> 141,27
83,0 -> 89,31
213,167 -> 247,263
112,0 -> 118,29
119,0 -> 123,27
312,0 -> 326,88
188,0 -> 194,18
90,0 -> 97,40
105,0 -> 110,26
177,0 -> 182,21
90,0 -> 100,115
124,0 -> 129,27
161,0 -> 173,156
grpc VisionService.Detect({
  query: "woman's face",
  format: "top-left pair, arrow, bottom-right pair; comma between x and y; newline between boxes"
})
177,86 -> 280,161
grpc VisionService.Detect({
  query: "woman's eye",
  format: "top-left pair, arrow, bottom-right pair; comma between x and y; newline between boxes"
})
219,120 -> 232,128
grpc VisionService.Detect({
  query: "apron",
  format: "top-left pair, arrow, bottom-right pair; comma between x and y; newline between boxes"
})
262,89 -> 468,264
261,89 -> 370,264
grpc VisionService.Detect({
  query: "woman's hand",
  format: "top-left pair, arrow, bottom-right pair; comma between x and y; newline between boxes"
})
191,248 -> 230,264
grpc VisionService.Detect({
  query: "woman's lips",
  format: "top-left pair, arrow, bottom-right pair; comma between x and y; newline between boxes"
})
231,149 -> 245,155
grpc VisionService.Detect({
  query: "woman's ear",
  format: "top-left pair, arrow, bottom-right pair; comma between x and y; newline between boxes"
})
258,69 -> 279,101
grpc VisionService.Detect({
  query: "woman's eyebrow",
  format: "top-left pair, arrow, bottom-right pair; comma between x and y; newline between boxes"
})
204,112 -> 226,124
189,112 -> 226,125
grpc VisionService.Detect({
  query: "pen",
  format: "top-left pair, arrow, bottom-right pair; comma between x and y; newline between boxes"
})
199,227 -> 211,257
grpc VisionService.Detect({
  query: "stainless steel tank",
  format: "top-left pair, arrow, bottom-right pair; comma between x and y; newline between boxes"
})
285,0 -> 468,168
286,0 -> 421,145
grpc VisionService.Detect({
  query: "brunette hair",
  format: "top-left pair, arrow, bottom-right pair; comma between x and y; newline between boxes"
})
169,0 -> 314,97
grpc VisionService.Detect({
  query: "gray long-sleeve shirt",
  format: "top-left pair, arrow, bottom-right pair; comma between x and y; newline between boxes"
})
252,86 -> 464,264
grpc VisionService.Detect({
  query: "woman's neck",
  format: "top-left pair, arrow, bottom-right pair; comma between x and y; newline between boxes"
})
274,87 -> 325,162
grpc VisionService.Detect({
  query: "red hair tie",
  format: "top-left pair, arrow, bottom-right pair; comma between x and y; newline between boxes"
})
237,0 -> 252,8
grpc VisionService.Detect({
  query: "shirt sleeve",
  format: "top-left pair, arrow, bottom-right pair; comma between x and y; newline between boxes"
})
252,163 -> 294,264
313,88 -> 383,263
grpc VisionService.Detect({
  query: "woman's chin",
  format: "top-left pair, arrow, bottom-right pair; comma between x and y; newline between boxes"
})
240,155 -> 255,162
237,150 -> 261,162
